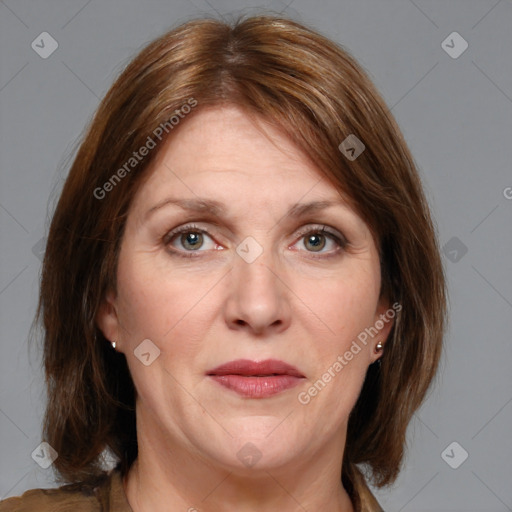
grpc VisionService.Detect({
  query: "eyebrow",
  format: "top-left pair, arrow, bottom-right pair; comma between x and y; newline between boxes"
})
144,197 -> 347,222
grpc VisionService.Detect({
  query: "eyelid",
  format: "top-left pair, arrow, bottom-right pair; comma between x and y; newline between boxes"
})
162,222 -> 210,244
293,224 -> 348,246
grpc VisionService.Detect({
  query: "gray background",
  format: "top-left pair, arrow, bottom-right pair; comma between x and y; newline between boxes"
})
1,0 -> 511,510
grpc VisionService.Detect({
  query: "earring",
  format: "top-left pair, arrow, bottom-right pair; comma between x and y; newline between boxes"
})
375,341 -> 383,352
111,340 -> 116,349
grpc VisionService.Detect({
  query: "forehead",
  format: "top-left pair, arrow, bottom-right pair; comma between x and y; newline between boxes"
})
132,105 -> 346,209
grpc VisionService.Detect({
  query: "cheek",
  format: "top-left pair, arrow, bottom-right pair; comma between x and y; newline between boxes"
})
292,258 -> 380,416
294,262 -> 381,348
115,250 -> 220,363
115,247 -> 181,334
296,277 -> 376,424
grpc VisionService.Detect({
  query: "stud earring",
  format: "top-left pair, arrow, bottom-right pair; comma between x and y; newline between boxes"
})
375,341 -> 383,352
111,340 -> 116,349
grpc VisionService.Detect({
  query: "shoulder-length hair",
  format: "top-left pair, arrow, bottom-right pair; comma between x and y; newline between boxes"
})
37,13 -> 446,491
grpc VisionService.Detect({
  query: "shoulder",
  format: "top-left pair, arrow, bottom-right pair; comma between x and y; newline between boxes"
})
0,472 -> 113,512
358,484 -> 385,512
351,467 -> 385,512
0,487 -> 100,512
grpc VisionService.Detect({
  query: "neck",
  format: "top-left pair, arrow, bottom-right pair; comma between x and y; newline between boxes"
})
123,412 -> 355,512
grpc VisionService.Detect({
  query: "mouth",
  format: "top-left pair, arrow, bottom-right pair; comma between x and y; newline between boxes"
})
206,359 -> 305,398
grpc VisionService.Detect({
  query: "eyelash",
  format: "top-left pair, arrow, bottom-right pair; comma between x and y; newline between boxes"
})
163,223 -> 348,260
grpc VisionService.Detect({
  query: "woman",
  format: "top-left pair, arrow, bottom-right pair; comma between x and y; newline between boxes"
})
0,14 -> 446,512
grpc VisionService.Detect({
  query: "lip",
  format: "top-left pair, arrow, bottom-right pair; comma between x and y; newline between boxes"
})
207,359 -> 305,399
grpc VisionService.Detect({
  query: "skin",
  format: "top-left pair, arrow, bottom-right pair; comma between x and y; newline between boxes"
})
97,105 -> 393,512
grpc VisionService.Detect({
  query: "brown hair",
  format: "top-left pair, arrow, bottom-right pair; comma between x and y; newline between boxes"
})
37,13 -> 446,492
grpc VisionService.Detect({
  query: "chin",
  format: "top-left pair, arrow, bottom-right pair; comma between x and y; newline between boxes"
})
219,441 -> 298,474
213,428 -> 304,472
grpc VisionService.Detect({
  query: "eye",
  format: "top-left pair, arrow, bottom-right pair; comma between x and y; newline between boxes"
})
164,223 -> 219,257
164,223 -> 347,259
293,225 -> 347,257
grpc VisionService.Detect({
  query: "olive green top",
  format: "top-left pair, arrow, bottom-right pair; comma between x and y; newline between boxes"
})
0,468 -> 384,511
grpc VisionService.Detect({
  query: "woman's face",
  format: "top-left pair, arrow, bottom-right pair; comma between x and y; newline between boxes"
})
98,105 -> 391,473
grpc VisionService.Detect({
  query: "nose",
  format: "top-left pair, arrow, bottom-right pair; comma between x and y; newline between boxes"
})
224,245 -> 292,336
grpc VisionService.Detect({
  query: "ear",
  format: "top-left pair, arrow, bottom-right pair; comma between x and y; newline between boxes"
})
96,288 -> 121,347
368,296 -> 396,364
